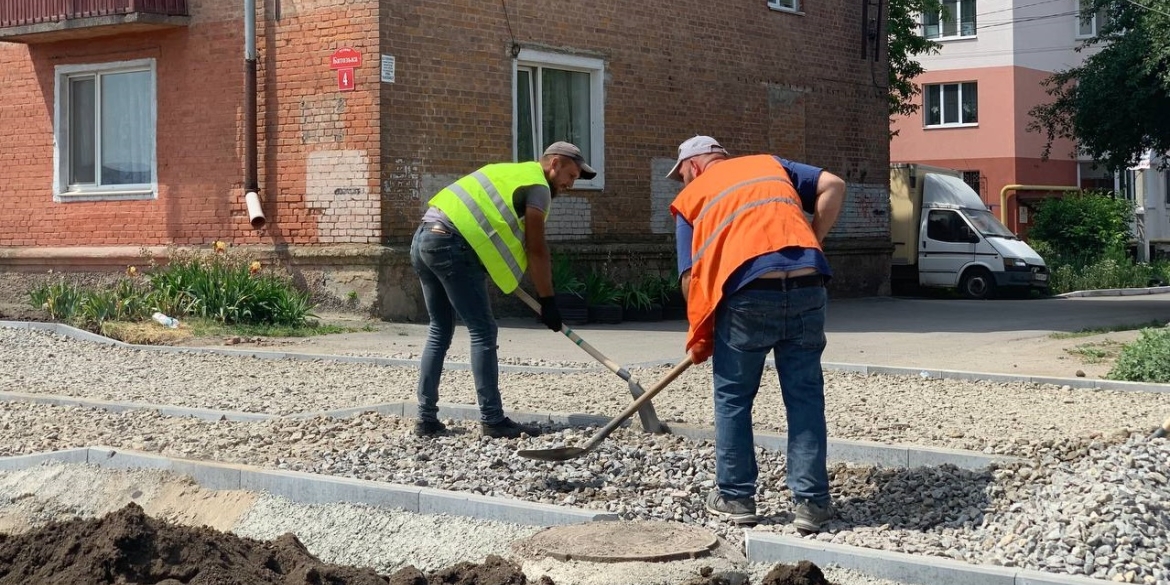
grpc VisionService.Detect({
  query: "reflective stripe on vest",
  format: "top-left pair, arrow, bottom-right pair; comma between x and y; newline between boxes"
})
428,162 -> 549,293
669,155 -> 821,354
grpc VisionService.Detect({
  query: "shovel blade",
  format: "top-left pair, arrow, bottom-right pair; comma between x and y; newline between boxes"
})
516,446 -> 587,461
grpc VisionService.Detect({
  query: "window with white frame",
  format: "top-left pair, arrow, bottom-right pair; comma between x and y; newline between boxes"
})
923,0 -> 977,39
924,82 -> 978,127
767,0 -> 800,13
1077,0 -> 1109,37
55,59 -> 157,200
514,49 -> 604,189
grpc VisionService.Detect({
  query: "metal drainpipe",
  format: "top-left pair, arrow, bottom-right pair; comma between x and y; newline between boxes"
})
243,0 -> 265,229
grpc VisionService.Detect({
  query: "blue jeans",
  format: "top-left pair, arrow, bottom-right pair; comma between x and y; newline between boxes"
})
409,224 -> 506,425
712,285 -> 830,506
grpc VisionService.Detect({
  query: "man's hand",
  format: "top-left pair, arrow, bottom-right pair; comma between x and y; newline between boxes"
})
687,340 -> 712,364
538,296 -> 563,332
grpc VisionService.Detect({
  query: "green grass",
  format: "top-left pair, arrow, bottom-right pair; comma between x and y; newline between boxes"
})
1048,320 -> 1166,339
1064,341 -> 1123,364
184,319 -> 355,338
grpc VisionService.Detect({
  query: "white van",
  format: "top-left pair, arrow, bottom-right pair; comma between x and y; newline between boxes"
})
890,164 -> 1049,299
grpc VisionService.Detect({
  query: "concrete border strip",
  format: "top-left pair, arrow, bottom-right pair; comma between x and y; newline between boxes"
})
744,532 -> 1117,585
623,358 -> 1169,393
0,321 -> 601,375
0,390 -> 275,422
0,447 -> 617,527
0,389 -> 1018,470
7,320 -> 1167,392
1056,286 -> 1170,298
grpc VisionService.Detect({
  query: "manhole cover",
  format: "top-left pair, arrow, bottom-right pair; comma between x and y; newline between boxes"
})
512,520 -> 719,563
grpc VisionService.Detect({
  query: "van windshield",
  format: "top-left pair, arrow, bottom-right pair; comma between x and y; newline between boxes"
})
961,208 -> 1017,238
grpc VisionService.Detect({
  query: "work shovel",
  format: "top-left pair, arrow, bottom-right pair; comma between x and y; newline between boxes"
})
517,356 -> 693,462
514,288 -> 668,434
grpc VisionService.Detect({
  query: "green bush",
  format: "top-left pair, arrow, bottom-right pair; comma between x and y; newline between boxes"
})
1108,327 -> 1170,383
583,269 -> 621,306
550,252 -> 585,297
1029,191 -> 1133,263
1034,242 -> 1170,294
28,244 -> 316,329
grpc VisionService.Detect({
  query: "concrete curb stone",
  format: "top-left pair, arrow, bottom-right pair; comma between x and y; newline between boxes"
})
744,532 -> 1118,585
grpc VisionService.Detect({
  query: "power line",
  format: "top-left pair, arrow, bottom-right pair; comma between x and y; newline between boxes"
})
1125,0 -> 1170,18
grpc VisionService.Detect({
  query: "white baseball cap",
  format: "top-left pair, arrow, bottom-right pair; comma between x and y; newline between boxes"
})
666,135 -> 729,181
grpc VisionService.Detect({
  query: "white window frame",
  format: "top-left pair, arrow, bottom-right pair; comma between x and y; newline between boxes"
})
767,0 -> 802,14
923,81 -> 979,128
1076,0 -> 1108,38
512,48 -> 605,190
53,58 -> 158,202
922,0 -> 977,41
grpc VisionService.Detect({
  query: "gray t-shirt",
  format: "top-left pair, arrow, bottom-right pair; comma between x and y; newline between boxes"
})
421,184 -> 551,235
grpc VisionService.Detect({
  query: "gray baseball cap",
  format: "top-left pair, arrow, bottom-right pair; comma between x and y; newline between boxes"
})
543,141 -> 597,180
666,135 -> 729,181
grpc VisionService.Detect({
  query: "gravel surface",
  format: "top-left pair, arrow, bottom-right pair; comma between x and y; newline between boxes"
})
4,326 -> 1170,583
0,461 -> 907,585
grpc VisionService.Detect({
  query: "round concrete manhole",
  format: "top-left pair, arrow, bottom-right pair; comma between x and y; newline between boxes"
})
511,520 -> 719,563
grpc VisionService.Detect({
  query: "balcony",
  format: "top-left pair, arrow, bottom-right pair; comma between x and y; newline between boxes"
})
0,0 -> 189,44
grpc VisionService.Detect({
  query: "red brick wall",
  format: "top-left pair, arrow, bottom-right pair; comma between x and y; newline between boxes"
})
0,0 -> 380,247
378,1 -> 891,242
2,0 -> 887,249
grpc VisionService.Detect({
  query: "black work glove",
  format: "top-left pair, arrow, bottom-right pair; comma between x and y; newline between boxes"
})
538,295 -> 563,332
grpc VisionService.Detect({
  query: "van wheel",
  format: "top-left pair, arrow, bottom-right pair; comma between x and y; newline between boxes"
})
959,268 -> 996,299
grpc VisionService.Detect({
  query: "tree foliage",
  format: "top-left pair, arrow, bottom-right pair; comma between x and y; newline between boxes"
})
1029,191 -> 1134,262
1028,0 -> 1170,172
887,0 -> 942,135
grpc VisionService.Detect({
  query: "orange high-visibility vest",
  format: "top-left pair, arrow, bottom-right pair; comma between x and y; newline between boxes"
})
669,154 -> 822,354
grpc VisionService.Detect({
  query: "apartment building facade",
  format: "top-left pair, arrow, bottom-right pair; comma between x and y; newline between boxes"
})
890,0 -> 1170,257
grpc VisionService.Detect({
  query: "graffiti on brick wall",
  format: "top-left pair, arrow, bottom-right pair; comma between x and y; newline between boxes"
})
546,196 -> 592,241
838,183 -> 889,239
306,150 -> 379,244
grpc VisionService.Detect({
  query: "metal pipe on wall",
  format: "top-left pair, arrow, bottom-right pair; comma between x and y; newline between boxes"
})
243,0 -> 264,229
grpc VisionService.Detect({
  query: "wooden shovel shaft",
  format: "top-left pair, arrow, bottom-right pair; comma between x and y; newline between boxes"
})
514,289 -> 629,378
581,357 -> 693,451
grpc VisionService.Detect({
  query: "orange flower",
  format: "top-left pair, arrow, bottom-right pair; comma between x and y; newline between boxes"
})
214,241 -> 227,254
126,266 -> 138,277
249,260 -> 262,275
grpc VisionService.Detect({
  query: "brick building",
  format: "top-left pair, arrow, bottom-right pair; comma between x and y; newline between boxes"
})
0,0 -> 893,320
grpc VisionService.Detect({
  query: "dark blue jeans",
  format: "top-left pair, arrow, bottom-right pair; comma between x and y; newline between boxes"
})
712,285 -> 830,506
409,224 -> 505,425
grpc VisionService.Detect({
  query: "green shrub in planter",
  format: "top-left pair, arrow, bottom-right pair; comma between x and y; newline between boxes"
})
584,269 -> 623,324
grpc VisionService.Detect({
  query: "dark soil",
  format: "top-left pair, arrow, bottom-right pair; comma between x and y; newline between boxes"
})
683,561 -> 835,585
0,503 -> 836,585
0,303 -> 53,323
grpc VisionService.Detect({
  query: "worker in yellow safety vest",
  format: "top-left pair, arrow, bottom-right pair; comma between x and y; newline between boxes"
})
409,141 -> 595,439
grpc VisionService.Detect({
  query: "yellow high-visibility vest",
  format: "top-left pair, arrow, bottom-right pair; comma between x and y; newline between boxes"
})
428,161 -> 550,293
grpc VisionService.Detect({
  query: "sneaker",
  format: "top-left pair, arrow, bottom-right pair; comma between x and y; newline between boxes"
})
481,417 -> 542,439
413,419 -> 446,437
793,500 -> 833,534
705,490 -> 760,526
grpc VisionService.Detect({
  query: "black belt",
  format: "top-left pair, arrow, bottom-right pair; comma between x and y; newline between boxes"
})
742,274 -> 825,292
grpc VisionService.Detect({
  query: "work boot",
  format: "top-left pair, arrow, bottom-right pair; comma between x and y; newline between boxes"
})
793,500 -> 833,534
481,417 -> 542,439
413,419 -> 447,437
705,490 -> 760,526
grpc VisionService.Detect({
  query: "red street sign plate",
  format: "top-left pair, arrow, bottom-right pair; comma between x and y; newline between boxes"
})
330,47 -> 361,69
337,67 -> 355,92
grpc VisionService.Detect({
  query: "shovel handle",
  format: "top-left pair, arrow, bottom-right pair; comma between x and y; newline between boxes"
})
514,288 -> 631,380
591,357 -> 693,442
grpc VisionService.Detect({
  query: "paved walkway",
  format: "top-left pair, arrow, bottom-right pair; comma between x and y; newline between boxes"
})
239,293 -> 1170,380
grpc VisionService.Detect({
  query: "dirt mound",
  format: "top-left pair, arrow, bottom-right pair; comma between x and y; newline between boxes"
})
0,502 -> 388,585
0,502 -> 837,585
388,555 -> 553,585
683,561 -> 834,585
